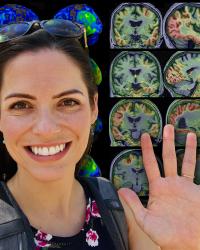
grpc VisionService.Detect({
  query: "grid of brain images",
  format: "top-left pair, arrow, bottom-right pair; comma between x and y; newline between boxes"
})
109,2 -> 200,204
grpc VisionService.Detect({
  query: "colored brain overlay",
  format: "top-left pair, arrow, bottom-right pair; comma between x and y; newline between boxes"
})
54,4 -> 103,45
164,3 -> 200,49
176,149 -> 200,184
110,3 -> 163,49
78,155 -> 101,177
90,58 -> 102,85
166,99 -> 200,146
164,51 -> 200,97
0,4 -> 39,26
110,51 -> 164,97
109,99 -> 162,147
94,116 -> 103,134
110,150 -> 150,196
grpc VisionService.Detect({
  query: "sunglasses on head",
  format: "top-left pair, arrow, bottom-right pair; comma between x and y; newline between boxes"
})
0,19 -> 88,48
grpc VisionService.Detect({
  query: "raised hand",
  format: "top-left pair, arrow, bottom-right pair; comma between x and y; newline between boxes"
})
119,124 -> 200,250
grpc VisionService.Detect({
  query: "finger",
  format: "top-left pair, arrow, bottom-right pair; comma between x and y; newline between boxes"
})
182,132 -> 197,182
162,124 -> 177,177
118,188 -> 148,231
141,133 -> 160,183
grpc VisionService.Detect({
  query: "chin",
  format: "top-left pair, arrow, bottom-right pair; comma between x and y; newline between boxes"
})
24,164 -> 75,183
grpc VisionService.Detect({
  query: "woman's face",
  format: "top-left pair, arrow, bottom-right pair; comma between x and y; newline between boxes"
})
0,49 -> 98,181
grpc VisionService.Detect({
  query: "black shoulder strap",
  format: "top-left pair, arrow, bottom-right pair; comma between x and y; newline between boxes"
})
78,176 -> 129,250
0,181 -> 35,249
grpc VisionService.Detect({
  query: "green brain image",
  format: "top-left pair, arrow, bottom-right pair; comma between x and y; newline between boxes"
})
110,51 -> 163,97
109,99 -> 162,147
110,150 -> 149,196
164,51 -> 200,97
166,99 -> 200,146
110,3 -> 163,48
164,3 -> 200,49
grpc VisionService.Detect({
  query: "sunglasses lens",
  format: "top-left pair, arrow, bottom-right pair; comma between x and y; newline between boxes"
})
44,19 -> 83,37
0,23 -> 30,42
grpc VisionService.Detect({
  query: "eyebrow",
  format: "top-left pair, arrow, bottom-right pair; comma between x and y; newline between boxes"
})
4,89 -> 84,101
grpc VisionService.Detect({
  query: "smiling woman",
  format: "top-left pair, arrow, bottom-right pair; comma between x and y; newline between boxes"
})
0,20 -> 200,250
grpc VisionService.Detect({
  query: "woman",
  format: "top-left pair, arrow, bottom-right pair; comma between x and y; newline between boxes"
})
0,19 -> 199,250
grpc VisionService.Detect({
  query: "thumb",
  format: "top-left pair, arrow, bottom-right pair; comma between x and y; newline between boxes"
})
118,188 -> 148,231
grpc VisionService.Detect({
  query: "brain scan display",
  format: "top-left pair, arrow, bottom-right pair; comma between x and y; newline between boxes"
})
110,51 -> 164,97
177,149 -> 200,184
110,3 -> 163,49
164,3 -> 200,49
110,150 -> 150,196
164,51 -> 200,97
0,4 -> 39,26
54,4 -> 103,45
78,155 -> 101,177
109,99 -> 162,147
166,100 -> 200,146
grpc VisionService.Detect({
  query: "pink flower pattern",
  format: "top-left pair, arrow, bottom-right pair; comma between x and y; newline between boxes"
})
34,198 -> 101,249
86,229 -> 99,247
34,230 -> 52,249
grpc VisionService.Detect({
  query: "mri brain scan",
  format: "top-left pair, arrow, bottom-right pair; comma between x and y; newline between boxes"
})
164,3 -> 200,49
110,150 -> 149,196
110,51 -> 163,97
109,99 -> 162,147
166,99 -> 200,146
110,3 -> 163,49
164,51 -> 200,97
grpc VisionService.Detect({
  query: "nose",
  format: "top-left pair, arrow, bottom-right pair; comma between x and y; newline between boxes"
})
32,110 -> 61,136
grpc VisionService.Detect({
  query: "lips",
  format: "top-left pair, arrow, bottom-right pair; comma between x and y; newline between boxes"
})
25,142 -> 72,162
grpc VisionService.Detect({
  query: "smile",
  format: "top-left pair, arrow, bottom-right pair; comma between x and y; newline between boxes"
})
25,142 -> 72,162
30,143 -> 66,156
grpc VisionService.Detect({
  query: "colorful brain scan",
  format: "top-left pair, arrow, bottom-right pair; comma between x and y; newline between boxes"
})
110,150 -> 150,196
164,51 -> 200,97
109,99 -> 162,147
110,51 -> 164,97
54,4 -> 103,45
78,155 -> 101,177
110,3 -> 163,49
90,58 -> 102,85
164,3 -> 200,49
176,149 -> 200,184
0,4 -> 39,26
94,116 -> 103,134
166,99 -> 200,146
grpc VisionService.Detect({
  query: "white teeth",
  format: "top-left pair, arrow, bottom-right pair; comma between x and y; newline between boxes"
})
30,144 -> 66,156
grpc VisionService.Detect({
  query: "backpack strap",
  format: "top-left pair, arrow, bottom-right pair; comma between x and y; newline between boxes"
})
78,176 -> 129,250
0,181 -> 35,249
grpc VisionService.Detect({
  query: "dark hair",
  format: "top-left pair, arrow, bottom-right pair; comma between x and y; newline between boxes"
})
0,29 -> 98,181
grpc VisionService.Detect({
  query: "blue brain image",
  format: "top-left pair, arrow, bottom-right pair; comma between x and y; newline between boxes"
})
0,4 -> 39,26
54,4 -> 103,45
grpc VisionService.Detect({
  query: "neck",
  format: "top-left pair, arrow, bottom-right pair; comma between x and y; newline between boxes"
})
6,169 -> 84,221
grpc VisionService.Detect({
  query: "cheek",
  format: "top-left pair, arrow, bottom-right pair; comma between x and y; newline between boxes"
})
0,115 -> 32,142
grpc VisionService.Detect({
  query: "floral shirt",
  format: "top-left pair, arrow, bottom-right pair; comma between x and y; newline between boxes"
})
31,185 -> 116,249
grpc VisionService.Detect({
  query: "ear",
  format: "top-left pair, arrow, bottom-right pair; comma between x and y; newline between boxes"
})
91,93 -> 98,125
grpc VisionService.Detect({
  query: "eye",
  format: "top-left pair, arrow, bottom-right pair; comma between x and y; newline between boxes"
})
9,101 -> 32,110
59,99 -> 80,107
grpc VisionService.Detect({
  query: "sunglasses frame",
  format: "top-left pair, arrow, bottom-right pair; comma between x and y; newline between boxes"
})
0,19 -> 88,48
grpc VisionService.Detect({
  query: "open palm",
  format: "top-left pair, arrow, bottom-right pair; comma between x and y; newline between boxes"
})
119,125 -> 200,250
